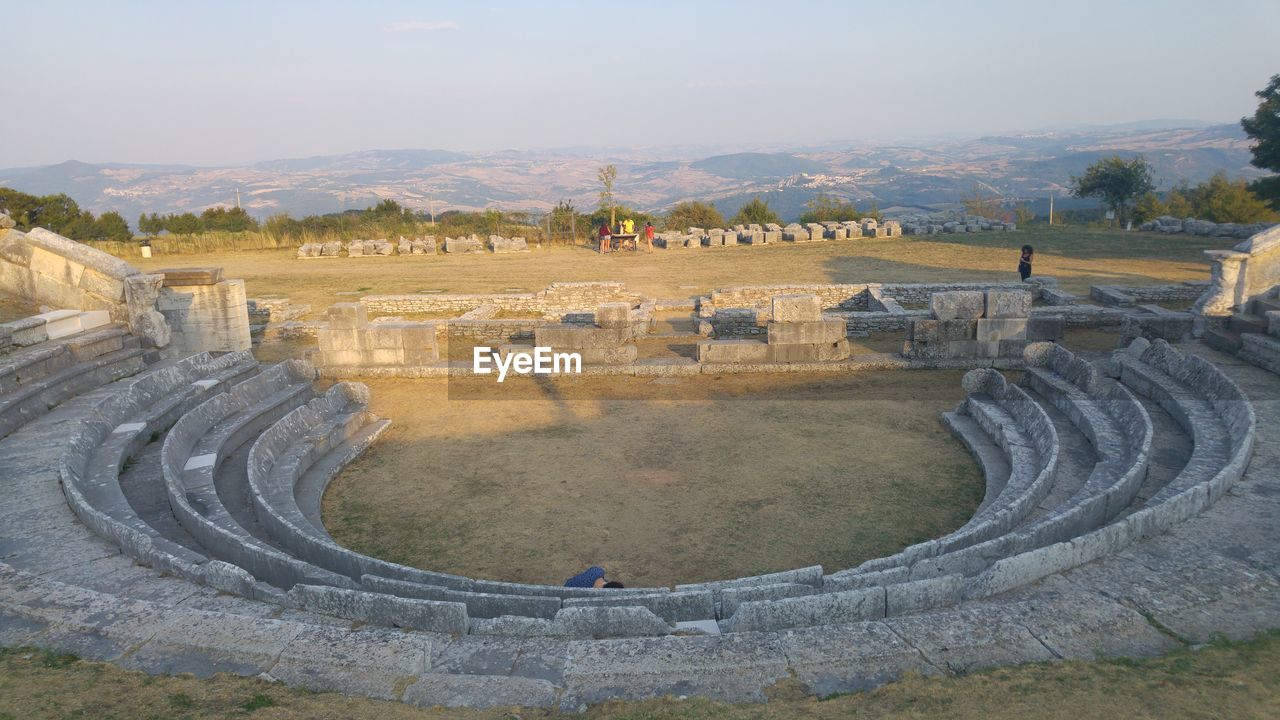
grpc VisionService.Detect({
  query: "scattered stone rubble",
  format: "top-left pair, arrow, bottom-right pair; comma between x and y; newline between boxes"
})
893,211 -> 1017,235
1140,216 -> 1274,239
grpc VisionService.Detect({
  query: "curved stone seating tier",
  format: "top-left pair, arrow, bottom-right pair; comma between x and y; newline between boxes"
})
58,351 -> 258,567
891,346 -> 1154,583
160,360 -> 355,593
960,339 -> 1255,599
834,370 -> 1060,584
1,333 -> 1276,706
0,325 -> 149,441
244,383 -> 471,590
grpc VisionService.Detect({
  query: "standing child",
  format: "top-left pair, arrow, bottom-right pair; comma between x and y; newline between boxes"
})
1018,244 -> 1034,281
599,222 -> 612,254
644,221 -> 655,252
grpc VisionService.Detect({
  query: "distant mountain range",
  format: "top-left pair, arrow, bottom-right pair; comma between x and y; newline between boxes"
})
0,123 -> 1265,223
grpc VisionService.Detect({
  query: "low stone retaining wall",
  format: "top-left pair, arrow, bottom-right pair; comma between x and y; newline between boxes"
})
362,281 -> 642,316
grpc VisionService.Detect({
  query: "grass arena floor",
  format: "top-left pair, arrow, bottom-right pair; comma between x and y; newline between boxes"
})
320,370 -> 983,587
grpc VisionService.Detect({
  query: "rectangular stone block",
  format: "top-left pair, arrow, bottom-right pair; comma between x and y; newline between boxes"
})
769,339 -> 849,362
77,267 -> 126,302
945,340 -> 981,358
595,302 -> 631,329
975,318 -> 1028,342
771,294 -> 822,323
766,319 -> 846,345
985,289 -> 1033,318
535,324 -> 631,350
908,319 -> 941,344
367,348 -> 405,365
157,267 -> 224,286
930,291 -> 985,320
29,247 -> 86,286
999,339 -> 1030,358
327,303 -> 368,329
363,326 -> 405,349
762,231 -> 781,243
578,345 -> 639,365
939,319 -> 978,341
317,327 -> 362,352
698,339 -> 771,364
1027,315 -> 1066,342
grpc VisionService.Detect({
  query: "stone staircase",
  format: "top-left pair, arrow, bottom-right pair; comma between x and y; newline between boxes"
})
1,333 -> 1279,709
1204,285 -> 1280,354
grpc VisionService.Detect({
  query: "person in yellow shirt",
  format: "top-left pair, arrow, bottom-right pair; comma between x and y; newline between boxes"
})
623,218 -> 635,234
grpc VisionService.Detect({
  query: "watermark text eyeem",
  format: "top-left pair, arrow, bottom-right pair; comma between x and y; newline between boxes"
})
472,346 -> 582,382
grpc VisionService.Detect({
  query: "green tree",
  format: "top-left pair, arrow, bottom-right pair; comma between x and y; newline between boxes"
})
163,212 -> 201,235
1186,171 -> 1279,223
730,196 -> 781,226
200,206 -> 259,232
664,201 -> 724,231
1165,183 -> 1194,217
1241,73 -> 1280,209
1070,155 -> 1155,227
798,193 -> 861,223
597,165 -> 617,228
1132,192 -> 1167,224
92,211 -> 132,241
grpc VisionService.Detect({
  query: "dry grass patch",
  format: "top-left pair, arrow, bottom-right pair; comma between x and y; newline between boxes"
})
127,227 -> 1233,319
322,370 -> 982,587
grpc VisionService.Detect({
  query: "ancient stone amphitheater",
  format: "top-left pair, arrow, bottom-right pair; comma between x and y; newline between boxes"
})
2,218 -> 1280,711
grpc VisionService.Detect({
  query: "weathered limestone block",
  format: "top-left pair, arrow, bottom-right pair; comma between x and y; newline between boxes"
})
769,339 -> 850,362
444,237 -> 485,254
297,243 -> 322,258
595,302 -> 632,329
771,294 -> 822,323
975,318 -> 1028,342
698,339 -> 770,364
766,318 -> 846,345
1027,315 -> 1066,342
985,289 -> 1033,318
327,303 -> 369,329
535,324 -> 631,349
930,291 -> 985,320
123,273 -> 171,348
320,241 -> 343,257
939,319 -> 978,341
160,278 -> 252,354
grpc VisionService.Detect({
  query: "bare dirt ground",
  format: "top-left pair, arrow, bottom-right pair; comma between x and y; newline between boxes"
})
131,226 -> 1232,320
321,370 -> 983,587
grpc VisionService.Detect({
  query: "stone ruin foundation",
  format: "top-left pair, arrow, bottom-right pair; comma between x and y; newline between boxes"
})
903,289 -> 1063,360
698,294 -> 850,364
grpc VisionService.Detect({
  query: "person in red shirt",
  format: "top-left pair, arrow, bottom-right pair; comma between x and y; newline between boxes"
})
644,221 -> 655,252
598,222 -> 611,253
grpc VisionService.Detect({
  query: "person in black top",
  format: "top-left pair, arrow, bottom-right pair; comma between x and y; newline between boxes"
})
1018,244 -> 1034,281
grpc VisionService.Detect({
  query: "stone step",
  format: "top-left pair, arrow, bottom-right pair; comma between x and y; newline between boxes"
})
1239,332 -> 1280,376
1203,327 -> 1243,354
1229,312 -> 1268,335
1251,297 -> 1280,316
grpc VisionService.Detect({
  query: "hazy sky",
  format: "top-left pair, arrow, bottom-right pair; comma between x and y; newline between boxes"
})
3,0 -> 1278,167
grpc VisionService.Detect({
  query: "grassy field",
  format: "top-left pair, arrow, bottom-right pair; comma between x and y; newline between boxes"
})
127,226 -> 1234,318
322,371 -> 982,587
4,630 -> 1279,719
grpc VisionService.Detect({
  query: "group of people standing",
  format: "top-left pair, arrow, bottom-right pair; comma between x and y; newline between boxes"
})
598,218 -> 654,253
